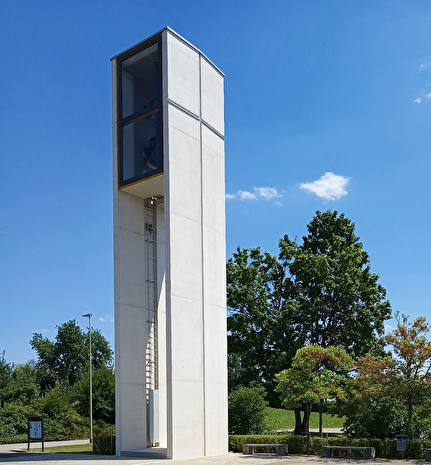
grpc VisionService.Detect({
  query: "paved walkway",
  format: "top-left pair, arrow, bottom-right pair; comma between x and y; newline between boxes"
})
0,441 -> 424,465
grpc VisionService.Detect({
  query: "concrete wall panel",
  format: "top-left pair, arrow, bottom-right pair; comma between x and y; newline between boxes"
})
201,57 -> 224,135
116,304 -> 146,384
169,379 -> 205,458
118,382 -> 147,451
116,229 -> 145,308
168,107 -> 201,222
167,34 -> 200,116
169,213 -> 202,301
169,297 -> 204,381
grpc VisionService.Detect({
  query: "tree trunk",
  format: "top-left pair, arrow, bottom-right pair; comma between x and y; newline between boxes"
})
294,408 -> 303,434
294,405 -> 311,435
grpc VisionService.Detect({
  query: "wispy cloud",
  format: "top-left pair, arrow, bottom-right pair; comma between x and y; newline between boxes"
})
99,315 -> 114,323
238,190 -> 257,200
413,92 -> 431,104
226,187 -> 282,203
254,187 -> 282,200
418,62 -> 431,72
300,172 -> 349,201
413,61 -> 431,103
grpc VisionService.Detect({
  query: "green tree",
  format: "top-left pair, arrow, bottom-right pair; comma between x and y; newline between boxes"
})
72,366 -> 115,424
275,345 -> 352,435
330,314 -> 431,439
227,210 -> 391,415
228,384 -> 268,435
31,319 -> 113,390
384,313 -> 431,439
0,352 -> 13,407
7,363 -> 39,405
227,247 -> 299,404
283,210 -> 391,357
331,354 -> 406,439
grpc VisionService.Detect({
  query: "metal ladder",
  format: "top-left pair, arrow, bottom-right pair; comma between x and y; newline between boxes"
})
145,197 -> 158,395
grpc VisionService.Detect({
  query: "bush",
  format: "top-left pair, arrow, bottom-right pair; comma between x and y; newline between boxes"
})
228,385 -> 268,434
0,405 -> 32,444
94,434 -> 116,455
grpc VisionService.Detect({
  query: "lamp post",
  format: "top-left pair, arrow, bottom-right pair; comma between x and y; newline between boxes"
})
82,313 -> 93,443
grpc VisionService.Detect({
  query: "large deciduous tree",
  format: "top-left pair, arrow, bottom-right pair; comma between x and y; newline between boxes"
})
30,319 -> 113,390
227,247 -> 299,404
227,210 -> 391,412
283,210 -> 391,357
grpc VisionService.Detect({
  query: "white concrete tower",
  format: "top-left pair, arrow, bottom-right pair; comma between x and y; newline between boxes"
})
111,28 -> 227,459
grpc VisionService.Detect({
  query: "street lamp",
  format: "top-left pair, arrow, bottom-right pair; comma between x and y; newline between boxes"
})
82,313 -> 93,443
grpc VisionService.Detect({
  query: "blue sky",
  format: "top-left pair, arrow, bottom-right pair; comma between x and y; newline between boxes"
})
1,1 -> 431,364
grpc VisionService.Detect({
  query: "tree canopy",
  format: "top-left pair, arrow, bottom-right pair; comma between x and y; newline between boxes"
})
275,345 -> 352,434
30,319 -> 113,390
227,210 -> 391,405
283,210 -> 391,356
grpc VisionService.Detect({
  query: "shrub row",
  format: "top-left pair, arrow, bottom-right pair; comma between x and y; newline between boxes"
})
0,405 -> 87,444
229,434 -> 431,459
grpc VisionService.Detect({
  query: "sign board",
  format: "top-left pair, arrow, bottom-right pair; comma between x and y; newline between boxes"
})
29,420 -> 42,439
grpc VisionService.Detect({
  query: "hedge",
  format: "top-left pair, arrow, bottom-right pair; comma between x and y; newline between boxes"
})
229,434 -> 431,459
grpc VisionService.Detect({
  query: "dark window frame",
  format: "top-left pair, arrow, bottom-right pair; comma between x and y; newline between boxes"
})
117,35 -> 163,187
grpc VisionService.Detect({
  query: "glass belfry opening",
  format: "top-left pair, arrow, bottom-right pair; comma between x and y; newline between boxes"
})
118,37 -> 162,186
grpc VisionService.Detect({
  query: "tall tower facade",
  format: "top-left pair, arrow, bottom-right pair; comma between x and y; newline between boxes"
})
111,28 -> 227,459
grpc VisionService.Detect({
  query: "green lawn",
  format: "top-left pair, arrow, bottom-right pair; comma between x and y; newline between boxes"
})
266,407 -> 344,430
26,444 -> 93,454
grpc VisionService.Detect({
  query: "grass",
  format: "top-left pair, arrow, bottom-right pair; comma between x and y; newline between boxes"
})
26,443 -> 93,454
265,407 -> 345,431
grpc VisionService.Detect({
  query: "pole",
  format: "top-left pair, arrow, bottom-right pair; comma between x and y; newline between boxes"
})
83,313 -> 93,443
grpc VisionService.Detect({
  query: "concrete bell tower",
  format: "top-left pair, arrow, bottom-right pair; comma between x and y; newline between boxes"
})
111,28 -> 227,459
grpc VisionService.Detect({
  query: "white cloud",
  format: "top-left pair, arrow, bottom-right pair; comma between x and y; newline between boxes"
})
238,190 -> 257,200
99,315 -> 114,323
412,92 -> 431,104
300,172 -> 349,201
418,62 -> 431,72
275,201 -> 283,207
254,187 -> 282,200
225,193 -> 236,200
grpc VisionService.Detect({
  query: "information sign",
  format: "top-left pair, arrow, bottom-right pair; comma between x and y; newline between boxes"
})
29,421 -> 42,439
